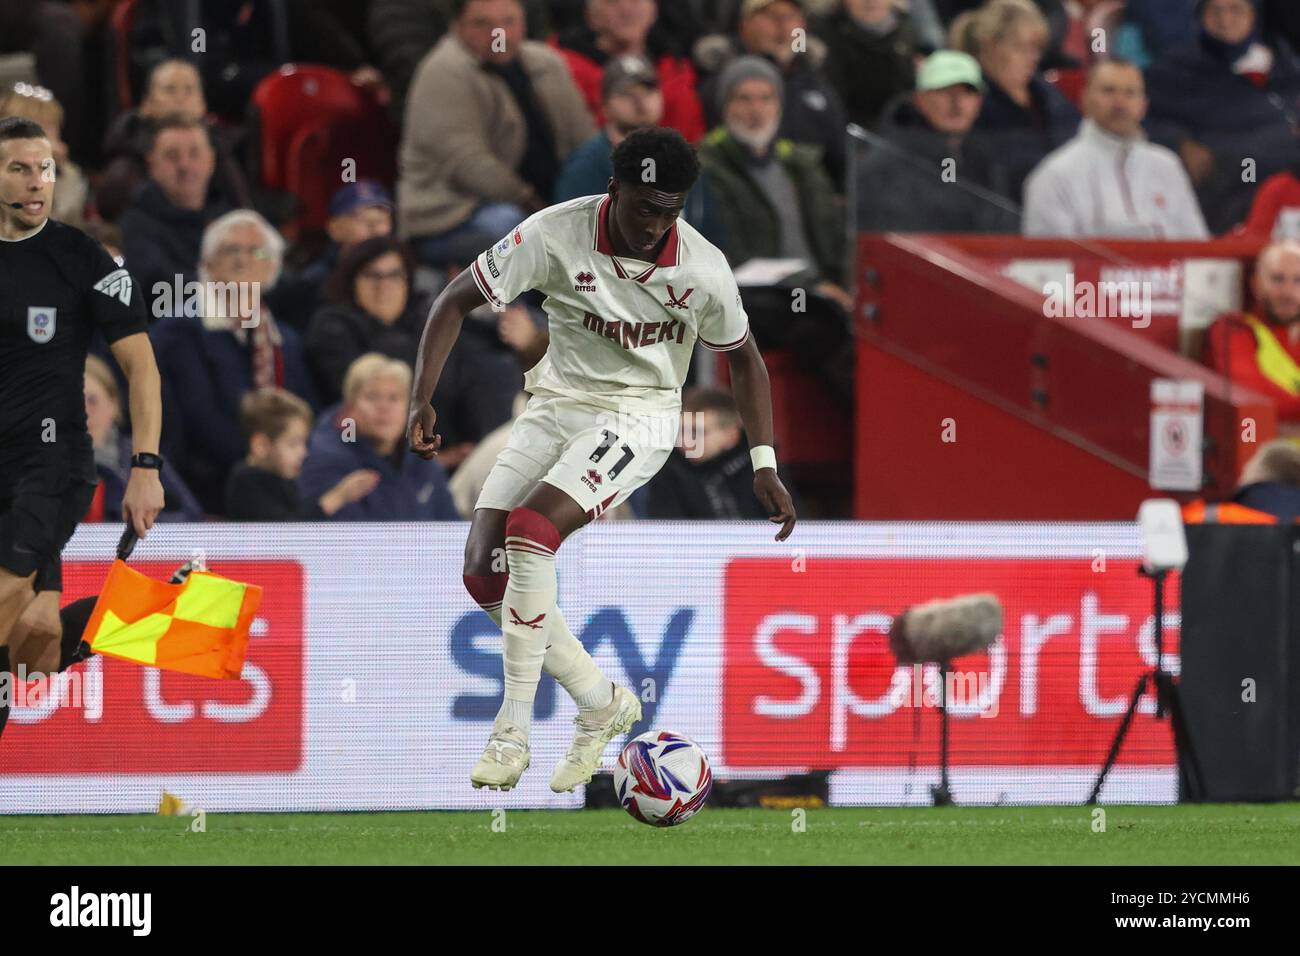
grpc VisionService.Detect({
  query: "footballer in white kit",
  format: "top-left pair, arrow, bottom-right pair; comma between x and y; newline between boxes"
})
407,128 -> 795,793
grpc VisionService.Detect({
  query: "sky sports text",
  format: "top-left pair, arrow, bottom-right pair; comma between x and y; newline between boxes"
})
50,887 -> 151,936
723,557 -> 1178,767
452,606 -> 689,732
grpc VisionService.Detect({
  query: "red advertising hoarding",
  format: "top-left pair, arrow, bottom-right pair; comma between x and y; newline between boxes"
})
1,561 -> 304,774
723,557 -> 1177,769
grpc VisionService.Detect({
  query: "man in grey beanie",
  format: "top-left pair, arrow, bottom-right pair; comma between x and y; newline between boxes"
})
698,55 -> 854,403
714,56 -> 786,151
701,56 -> 845,304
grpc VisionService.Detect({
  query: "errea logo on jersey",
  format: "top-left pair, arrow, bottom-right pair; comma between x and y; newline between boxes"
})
574,270 -> 596,292
93,268 -> 133,306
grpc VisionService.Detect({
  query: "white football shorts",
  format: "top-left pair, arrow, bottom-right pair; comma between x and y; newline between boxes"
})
475,394 -> 680,520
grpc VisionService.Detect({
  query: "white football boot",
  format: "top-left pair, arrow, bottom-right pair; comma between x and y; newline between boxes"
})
470,721 -> 531,791
550,684 -> 642,793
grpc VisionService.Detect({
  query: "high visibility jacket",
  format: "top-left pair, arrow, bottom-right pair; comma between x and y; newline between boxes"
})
1182,501 -> 1280,524
1203,311 -> 1300,420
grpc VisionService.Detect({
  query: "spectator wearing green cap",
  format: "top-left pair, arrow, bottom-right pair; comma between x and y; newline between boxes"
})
855,49 -> 1018,232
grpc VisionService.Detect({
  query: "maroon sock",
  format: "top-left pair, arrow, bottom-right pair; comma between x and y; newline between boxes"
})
463,572 -> 507,617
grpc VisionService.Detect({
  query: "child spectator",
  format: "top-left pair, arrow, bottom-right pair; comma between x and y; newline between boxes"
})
645,386 -> 800,519
225,388 -> 379,520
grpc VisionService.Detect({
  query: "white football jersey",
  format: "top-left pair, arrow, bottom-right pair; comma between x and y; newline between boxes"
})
470,194 -> 750,413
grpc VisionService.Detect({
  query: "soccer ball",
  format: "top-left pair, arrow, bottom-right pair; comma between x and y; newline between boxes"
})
613,730 -> 713,827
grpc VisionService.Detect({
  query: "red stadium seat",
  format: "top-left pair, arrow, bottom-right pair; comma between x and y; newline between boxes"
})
250,65 -> 397,236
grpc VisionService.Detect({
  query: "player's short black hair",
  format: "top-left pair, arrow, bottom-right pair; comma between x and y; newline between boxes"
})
611,127 -> 700,195
0,115 -> 48,145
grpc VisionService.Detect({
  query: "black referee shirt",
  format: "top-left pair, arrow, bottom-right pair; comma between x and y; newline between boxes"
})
0,219 -> 149,469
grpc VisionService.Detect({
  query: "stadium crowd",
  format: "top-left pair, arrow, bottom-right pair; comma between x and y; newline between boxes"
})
3,0 -> 1300,521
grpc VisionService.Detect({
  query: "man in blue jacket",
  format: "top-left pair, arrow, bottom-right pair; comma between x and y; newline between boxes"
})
150,210 -> 317,513
1145,0 -> 1300,231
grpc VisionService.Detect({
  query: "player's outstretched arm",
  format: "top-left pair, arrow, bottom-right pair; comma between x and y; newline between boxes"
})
727,335 -> 796,541
408,267 -> 490,459
108,332 -> 165,537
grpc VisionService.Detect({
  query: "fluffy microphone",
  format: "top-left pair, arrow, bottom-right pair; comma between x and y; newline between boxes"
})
889,593 -> 1004,664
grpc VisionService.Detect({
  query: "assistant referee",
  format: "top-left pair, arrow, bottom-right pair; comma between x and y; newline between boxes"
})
0,116 -> 164,734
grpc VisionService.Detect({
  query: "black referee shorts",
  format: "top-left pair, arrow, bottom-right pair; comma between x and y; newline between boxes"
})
0,436 -> 97,594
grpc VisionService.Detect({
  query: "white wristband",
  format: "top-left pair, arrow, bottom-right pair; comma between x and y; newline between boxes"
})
750,444 -> 777,472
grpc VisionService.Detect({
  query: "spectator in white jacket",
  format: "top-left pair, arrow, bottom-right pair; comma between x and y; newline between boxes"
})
1023,58 -> 1208,239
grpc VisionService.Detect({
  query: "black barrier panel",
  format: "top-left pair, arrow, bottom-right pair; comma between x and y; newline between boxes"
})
1181,524 -> 1300,802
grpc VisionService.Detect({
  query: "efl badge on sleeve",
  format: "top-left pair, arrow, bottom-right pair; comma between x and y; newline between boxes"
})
93,268 -> 133,305
27,306 -> 56,343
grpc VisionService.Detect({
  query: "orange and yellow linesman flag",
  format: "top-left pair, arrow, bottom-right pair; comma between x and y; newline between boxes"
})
84,560 -> 262,679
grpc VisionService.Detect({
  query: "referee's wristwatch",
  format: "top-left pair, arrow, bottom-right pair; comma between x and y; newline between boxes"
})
130,452 -> 165,471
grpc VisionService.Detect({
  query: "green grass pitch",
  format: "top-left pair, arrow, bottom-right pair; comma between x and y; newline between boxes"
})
3,804 -> 1299,865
